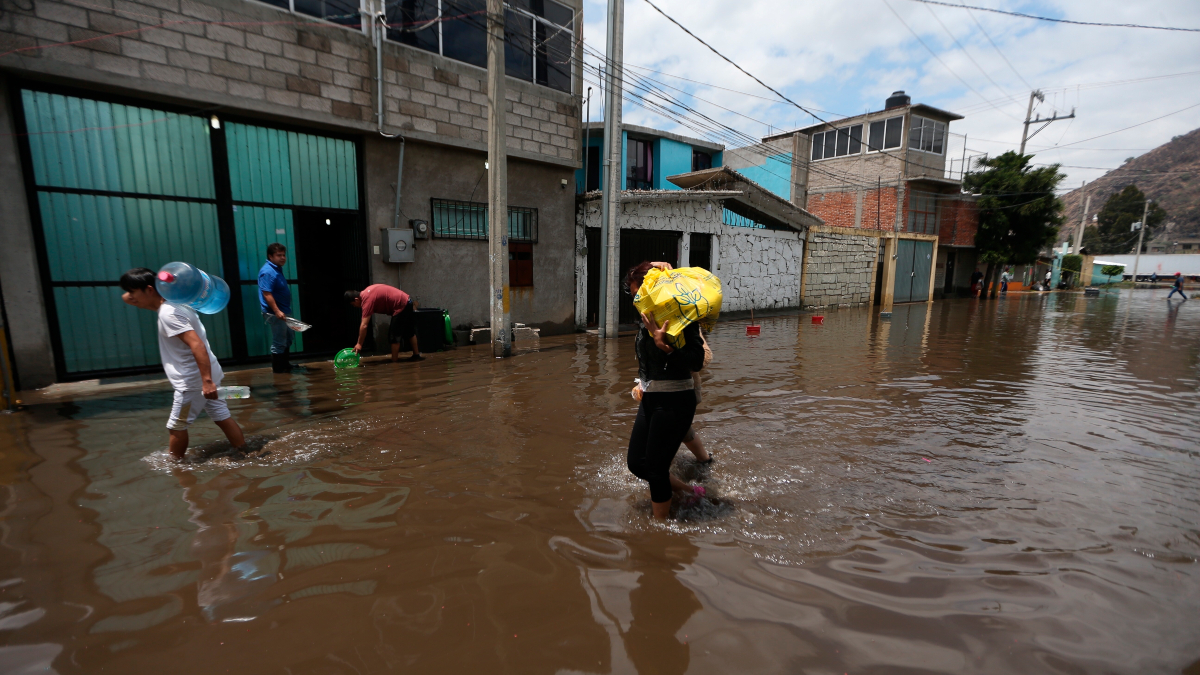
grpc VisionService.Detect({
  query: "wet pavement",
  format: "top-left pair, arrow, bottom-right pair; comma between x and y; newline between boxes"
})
0,289 -> 1197,674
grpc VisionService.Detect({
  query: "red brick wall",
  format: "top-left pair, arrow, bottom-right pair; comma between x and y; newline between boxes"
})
806,187 -> 899,231
938,199 -> 979,247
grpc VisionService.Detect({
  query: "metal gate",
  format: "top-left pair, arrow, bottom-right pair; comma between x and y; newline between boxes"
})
17,87 -> 365,378
893,239 -> 934,303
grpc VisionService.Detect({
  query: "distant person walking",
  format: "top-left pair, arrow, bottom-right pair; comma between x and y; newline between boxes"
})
624,261 -> 706,520
1151,271 -> 1158,285
1167,273 -> 1188,300
119,268 -> 247,459
1044,270 -> 1053,291
346,284 -> 423,362
1000,267 -> 1012,294
970,270 -> 983,297
258,243 -> 302,374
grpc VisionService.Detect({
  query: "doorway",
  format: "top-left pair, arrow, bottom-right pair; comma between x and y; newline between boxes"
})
943,250 -> 957,295
690,233 -> 712,270
893,239 -> 934,303
291,210 -> 370,354
619,229 -> 680,325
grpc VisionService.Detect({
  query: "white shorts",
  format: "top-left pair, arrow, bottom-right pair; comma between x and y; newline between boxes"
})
166,389 -> 231,431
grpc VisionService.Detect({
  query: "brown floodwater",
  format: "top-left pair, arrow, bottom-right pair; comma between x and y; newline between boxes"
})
0,289 -> 1197,674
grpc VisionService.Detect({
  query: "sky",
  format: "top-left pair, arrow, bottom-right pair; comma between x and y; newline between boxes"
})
576,0 -> 1200,191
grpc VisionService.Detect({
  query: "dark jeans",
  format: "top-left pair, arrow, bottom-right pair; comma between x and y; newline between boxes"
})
1168,287 -> 1188,299
264,314 -> 293,355
627,390 -> 697,503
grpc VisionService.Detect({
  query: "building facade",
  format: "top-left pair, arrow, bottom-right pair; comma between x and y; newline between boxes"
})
728,91 -> 981,305
0,0 -> 583,387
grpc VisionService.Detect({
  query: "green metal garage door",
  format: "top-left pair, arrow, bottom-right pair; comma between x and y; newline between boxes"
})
892,239 -> 934,304
18,88 -> 363,378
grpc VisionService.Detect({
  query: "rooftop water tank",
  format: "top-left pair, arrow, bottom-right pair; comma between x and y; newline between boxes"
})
886,91 -> 911,109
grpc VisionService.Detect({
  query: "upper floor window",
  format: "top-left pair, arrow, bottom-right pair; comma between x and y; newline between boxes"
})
692,150 -> 712,172
909,116 -> 946,154
387,0 -> 574,94
867,115 -> 904,152
260,0 -> 362,28
627,138 -> 652,190
810,124 -> 862,161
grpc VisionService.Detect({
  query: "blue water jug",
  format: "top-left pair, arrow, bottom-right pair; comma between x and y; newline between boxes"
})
156,262 -> 230,314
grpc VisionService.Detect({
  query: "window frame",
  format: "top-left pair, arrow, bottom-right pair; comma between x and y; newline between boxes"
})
430,198 -> 538,242
379,0 -> 574,94
626,137 -> 653,190
810,123 -> 864,161
908,115 -> 946,155
866,115 -> 905,153
906,191 -> 940,235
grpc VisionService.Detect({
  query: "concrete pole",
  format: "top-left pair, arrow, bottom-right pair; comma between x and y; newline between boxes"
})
1130,198 -> 1149,285
1018,90 -> 1042,156
486,0 -> 511,357
598,0 -> 624,338
1074,187 -> 1089,254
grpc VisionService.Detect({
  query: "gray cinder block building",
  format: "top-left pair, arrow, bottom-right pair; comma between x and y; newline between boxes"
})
0,0 -> 583,387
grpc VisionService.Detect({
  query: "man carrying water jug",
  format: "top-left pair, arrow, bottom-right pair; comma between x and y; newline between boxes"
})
258,243 -> 304,373
119,268 -> 247,460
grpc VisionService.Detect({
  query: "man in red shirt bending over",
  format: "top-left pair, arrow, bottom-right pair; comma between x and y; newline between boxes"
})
345,284 -> 424,362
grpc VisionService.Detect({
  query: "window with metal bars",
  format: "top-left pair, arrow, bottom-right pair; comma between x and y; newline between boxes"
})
430,198 -> 538,242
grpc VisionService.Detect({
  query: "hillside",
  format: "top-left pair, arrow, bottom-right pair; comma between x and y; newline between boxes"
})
1058,126 -> 1200,240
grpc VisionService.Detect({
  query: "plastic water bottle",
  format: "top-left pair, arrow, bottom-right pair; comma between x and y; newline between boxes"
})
217,386 -> 250,399
156,262 -> 230,314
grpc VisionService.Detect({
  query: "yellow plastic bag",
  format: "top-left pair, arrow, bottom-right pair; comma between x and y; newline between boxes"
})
633,267 -> 722,347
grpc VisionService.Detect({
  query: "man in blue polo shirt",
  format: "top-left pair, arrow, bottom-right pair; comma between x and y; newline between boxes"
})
258,242 -> 302,373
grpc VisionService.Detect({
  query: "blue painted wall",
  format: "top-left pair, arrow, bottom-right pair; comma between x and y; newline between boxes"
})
575,130 -> 722,194
733,152 -> 793,200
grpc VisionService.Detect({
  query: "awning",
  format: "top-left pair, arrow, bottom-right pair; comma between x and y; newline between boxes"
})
665,167 -> 823,232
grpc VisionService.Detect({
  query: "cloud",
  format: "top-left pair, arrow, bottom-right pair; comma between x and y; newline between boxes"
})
579,0 -> 1200,187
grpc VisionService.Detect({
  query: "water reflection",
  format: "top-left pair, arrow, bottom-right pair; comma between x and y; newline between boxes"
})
0,291 -> 1197,673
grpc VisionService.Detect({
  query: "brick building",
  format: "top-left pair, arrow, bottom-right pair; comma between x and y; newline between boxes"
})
0,0 -> 583,387
727,90 -> 981,306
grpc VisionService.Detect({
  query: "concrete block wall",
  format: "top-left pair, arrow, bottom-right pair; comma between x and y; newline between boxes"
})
802,230 -> 879,309
0,0 -> 579,164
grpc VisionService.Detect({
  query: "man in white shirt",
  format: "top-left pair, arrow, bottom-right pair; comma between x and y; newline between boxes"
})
120,268 -> 246,459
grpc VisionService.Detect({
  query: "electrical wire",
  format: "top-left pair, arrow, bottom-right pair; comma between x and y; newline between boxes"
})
956,0 -> 1032,90
898,0 -> 1200,33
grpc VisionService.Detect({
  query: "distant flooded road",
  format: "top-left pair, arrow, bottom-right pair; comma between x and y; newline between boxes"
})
1,290 -> 1197,674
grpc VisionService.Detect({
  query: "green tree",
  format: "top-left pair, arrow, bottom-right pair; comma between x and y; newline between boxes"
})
1081,185 -> 1167,254
964,152 -> 1065,297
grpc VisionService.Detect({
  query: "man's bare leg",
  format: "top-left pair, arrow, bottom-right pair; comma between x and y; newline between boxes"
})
683,427 -> 711,462
214,418 -> 246,451
168,429 -> 189,459
409,335 -> 421,358
390,342 -> 400,363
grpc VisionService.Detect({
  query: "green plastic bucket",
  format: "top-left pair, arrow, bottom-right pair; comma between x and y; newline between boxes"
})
333,348 -> 360,369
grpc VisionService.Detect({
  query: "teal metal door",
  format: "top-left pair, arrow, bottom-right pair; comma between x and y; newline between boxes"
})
910,241 -> 934,302
19,90 -> 231,375
19,89 -> 365,378
893,239 -> 916,303
892,239 -> 934,304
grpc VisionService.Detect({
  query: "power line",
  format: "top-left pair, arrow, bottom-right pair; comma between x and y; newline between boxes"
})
1052,101 -> 1200,149
922,3 -> 1015,102
898,0 -> 1200,33
957,0 -> 1032,90
882,0 -> 1022,121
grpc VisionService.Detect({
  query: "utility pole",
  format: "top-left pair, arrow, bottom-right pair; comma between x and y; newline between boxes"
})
1019,89 -> 1075,155
486,0 -> 510,357
1074,186 -> 1090,254
1130,198 -> 1149,284
598,0 -> 624,339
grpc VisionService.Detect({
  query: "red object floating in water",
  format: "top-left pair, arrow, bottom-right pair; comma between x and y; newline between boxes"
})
746,325 -> 761,335
812,315 -> 825,324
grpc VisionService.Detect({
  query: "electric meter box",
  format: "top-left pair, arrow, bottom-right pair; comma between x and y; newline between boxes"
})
385,228 -> 415,263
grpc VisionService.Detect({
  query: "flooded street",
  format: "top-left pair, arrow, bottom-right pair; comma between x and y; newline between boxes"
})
1,290 -> 1197,674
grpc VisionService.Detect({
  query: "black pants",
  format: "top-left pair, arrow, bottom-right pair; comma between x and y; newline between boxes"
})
388,303 -> 417,345
627,390 -> 697,503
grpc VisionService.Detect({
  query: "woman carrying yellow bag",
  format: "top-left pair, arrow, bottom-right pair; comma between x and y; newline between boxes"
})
624,261 -> 719,519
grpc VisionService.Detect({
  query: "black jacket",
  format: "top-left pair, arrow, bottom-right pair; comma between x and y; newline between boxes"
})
635,321 -> 705,382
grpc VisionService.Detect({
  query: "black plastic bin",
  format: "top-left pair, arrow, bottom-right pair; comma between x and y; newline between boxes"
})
414,307 -> 449,352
